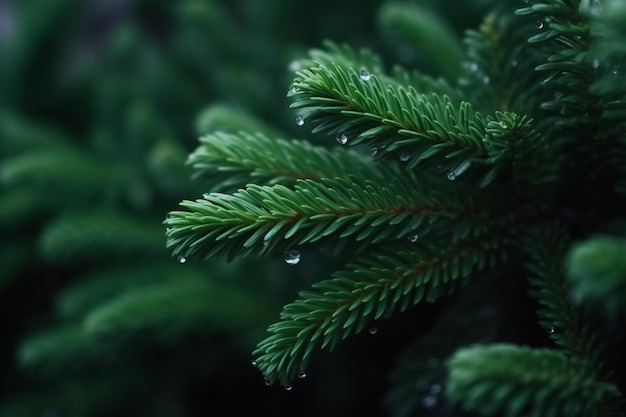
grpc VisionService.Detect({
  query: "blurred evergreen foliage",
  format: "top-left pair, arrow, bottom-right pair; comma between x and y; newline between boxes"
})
0,1 -> 497,416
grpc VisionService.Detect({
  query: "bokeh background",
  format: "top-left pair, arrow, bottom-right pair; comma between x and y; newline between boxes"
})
0,1 -> 499,416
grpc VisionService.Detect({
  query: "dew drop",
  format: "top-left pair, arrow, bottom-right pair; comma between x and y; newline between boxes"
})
482,75 -> 490,84
469,62 -> 479,72
369,326 -> 378,335
263,228 -> 278,246
429,384 -> 442,395
426,358 -> 439,369
536,20 -> 545,29
499,121 -> 508,128
336,133 -> 348,145
289,86 -> 299,94
422,395 -> 438,408
178,256 -> 187,264
369,145 -> 379,156
284,250 -> 301,265
547,326 -> 556,334
399,152 -> 410,162
284,384 -> 293,391
295,115 -> 305,126
360,69 -> 371,81
202,192 -> 211,199
447,160 -> 471,181
264,378 -> 270,386
592,59 -> 600,69
251,360 -> 257,368
407,233 -> 419,243
612,69 -> 619,76
298,369 -> 307,379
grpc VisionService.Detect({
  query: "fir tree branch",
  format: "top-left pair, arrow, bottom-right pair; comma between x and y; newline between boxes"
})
253,233 -> 509,386
85,279 -> 274,344
447,344 -> 623,417
524,225 -> 604,372
289,43 -> 555,187
41,211 -> 166,263
187,131 -> 379,192
1,150 -> 131,203
516,0 -> 624,189
165,173 -> 514,262
289,58 -> 489,172
18,326 -> 108,376
459,10 -> 545,116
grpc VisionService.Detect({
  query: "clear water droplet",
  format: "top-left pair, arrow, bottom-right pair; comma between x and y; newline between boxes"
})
369,326 -> 378,335
298,369 -> 307,379
482,75 -> 490,84
426,358 -> 439,368
360,69 -> 371,81
429,384 -> 442,395
399,152 -> 410,162
592,59 -> 600,69
407,233 -> 419,243
469,62 -> 479,72
336,133 -> 348,145
289,86 -> 299,94
202,192 -> 211,199
612,69 -> 619,76
284,250 -> 301,265
264,378 -> 270,386
536,20 -> 545,29
178,256 -> 187,264
547,326 -> 556,334
295,115 -> 305,126
369,145 -> 379,156
447,160 -> 471,181
251,360 -> 257,368
422,395 -> 438,408
263,229 -> 275,246
284,384 -> 293,391
499,121 -> 508,128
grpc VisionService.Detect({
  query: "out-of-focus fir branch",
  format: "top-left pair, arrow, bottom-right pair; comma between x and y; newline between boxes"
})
447,344 -> 623,417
